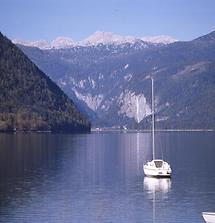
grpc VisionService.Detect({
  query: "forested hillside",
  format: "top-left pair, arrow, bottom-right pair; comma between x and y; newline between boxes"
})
0,32 -> 90,132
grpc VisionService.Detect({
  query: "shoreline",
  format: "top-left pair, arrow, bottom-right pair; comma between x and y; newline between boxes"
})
91,128 -> 215,132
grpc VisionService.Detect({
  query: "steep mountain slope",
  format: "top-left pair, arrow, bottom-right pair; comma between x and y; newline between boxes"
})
17,31 -> 215,129
17,41 -> 158,123
0,32 -> 90,132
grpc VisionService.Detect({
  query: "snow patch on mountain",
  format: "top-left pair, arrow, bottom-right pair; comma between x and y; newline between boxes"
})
98,73 -> 104,80
79,80 -> 86,88
74,90 -> 103,111
59,79 -> 67,86
124,73 -> 132,81
124,64 -> 129,69
100,99 -> 112,112
13,37 -> 76,49
88,77 -> 96,89
141,35 -> 177,44
51,37 -> 76,48
118,91 -> 151,123
13,39 -> 50,49
81,31 -> 138,46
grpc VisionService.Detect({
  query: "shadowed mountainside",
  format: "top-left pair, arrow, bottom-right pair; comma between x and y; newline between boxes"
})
0,32 -> 90,132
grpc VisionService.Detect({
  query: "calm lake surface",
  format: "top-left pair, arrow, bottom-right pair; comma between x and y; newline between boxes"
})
0,131 -> 215,223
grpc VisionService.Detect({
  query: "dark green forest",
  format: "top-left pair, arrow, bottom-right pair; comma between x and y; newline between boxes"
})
0,32 -> 90,132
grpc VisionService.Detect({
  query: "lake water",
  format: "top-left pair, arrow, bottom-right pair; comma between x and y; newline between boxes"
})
0,131 -> 215,223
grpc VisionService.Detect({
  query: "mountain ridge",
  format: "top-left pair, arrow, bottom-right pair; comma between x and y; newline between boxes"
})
13,31 -> 177,49
0,32 -> 90,132
16,30 -> 215,129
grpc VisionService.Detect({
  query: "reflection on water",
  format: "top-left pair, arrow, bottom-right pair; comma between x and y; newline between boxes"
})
0,131 -> 215,223
0,133 -> 73,215
144,177 -> 172,195
144,177 -> 172,223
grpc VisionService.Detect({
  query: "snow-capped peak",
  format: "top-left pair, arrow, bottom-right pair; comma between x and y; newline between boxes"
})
13,32 -> 178,50
51,37 -> 76,49
81,31 -> 138,46
13,37 -> 77,49
141,35 -> 178,44
12,39 -> 50,49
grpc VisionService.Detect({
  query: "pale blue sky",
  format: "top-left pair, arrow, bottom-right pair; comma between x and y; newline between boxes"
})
1,0 -> 215,41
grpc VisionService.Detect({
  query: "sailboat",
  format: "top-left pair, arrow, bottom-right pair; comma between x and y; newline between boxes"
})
143,77 -> 172,178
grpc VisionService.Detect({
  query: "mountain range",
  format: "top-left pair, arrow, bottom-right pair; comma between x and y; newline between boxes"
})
16,31 -> 215,129
13,31 -> 177,49
0,32 -> 90,132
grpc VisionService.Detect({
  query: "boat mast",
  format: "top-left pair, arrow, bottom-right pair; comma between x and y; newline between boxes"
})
151,77 -> 155,160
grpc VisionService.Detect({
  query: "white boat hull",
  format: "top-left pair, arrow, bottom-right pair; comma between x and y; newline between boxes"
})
144,167 -> 171,178
143,160 -> 171,178
203,212 -> 215,223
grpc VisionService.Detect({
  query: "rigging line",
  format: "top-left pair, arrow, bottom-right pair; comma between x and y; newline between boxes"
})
151,77 -> 155,160
152,76 -> 164,160
161,137 -> 164,160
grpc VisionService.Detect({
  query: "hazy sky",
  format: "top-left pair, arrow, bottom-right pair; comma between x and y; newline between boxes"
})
1,0 -> 215,41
